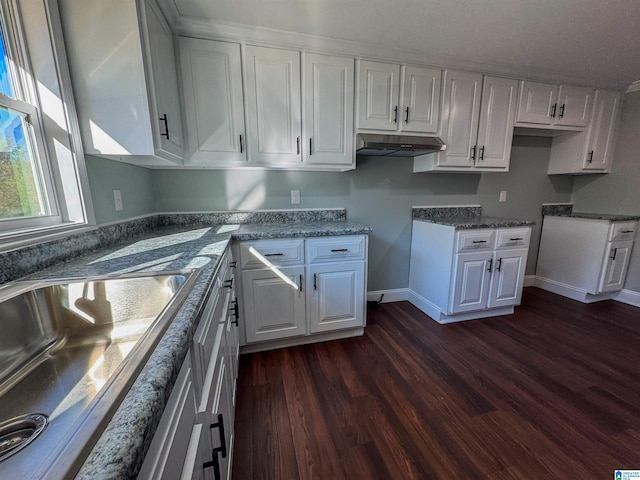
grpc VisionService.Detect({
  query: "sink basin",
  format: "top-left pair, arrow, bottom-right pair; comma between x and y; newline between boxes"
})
0,270 -> 198,479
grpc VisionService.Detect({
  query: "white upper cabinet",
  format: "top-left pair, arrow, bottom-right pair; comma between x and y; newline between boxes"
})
414,72 -> 517,172
357,61 -> 441,134
516,81 -> 593,128
547,89 -> 622,174
437,70 -> 482,168
303,53 -> 355,167
357,61 -> 401,131
59,0 -> 184,166
476,76 -> 519,169
401,66 -> 441,134
582,90 -> 621,171
179,38 -> 246,165
244,46 -> 302,165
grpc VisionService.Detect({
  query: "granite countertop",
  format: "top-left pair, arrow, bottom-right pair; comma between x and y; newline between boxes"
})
410,206 -> 535,230
7,216 -> 371,479
546,212 -> 640,222
415,215 -> 536,230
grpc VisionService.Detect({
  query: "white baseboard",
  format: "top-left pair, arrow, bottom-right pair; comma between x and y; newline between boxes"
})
367,288 -> 410,303
534,276 -> 618,303
614,289 -> 640,308
523,275 -> 536,287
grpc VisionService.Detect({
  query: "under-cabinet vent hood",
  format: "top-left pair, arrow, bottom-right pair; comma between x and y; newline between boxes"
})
356,133 -> 446,157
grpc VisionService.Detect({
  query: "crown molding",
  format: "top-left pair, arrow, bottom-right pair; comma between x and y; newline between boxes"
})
173,16 -> 626,91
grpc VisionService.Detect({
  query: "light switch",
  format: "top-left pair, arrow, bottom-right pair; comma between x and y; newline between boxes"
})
499,191 -> 507,202
291,190 -> 301,205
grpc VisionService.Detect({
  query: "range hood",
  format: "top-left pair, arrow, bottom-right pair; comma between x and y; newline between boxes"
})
356,133 -> 446,157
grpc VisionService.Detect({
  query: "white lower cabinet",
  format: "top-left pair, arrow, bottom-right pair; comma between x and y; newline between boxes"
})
409,220 -> 531,323
237,235 -> 368,349
140,247 -> 239,480
307,261 -> 365,333
242,266 -> 306,342
536,216 -> 637,302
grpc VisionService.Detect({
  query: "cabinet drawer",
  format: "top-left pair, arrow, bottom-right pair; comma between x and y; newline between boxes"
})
239,239 -> 304,269
495,228 -> 531,249
455,230 -> 495,252
306,235 -> 367,263
608,221 -> 638,241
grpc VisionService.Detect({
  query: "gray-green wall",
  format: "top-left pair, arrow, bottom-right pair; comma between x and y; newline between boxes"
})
572,91 -> 640,291
85,155 -> 155,224
85,138 -> 574,291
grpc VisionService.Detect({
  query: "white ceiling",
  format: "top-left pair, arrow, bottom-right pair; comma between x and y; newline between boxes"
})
166,0 -> 640,90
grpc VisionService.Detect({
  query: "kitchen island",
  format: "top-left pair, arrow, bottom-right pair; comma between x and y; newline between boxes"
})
409,206 -> 535,323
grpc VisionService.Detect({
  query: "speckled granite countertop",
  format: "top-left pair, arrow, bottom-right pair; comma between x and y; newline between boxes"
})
417,215 -> 536,229
3,212 -> 371,480
546,212 -> 640,222
411,206 -> 535,230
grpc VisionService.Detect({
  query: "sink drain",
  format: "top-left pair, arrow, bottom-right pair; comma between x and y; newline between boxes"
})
0,413 -> 48,462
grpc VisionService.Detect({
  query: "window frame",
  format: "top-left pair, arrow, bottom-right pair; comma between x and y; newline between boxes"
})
0,0 -> 94,243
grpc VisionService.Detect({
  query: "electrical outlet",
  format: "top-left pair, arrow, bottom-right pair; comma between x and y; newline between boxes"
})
499,191 -> 507,202
113,189 -> 124,211
291,190 -> 301,205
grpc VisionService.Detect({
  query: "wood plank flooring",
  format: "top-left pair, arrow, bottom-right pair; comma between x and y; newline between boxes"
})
232,287 -> 640,479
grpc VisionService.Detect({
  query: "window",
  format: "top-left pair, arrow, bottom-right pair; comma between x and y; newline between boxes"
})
0,33 -> 50,221
0,1 -> 92,241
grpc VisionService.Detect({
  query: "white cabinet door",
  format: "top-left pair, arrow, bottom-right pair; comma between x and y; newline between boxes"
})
179,38 -> 246,164
242,266 -> 306,342
475,76 -> 517,169
598,241 -> 633,293
144,0 -> 184,159
400,66 -> 441,134
450,251 -> 492,314
438,70 -> 482,168
516,81 -> 557,125
307,261 -> 365,333
245,46 -> 302,164
555,85 -> 593,127
304,53 -> 354,166
487,249 -> 527,308
357,61 -> 401,131
138,355 -> 197,480
180,423 -> 214,480
583,90 -> 621,171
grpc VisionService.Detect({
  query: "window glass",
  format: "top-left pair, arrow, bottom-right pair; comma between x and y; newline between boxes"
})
0,105 -> 47,219
0,32 -> 13,98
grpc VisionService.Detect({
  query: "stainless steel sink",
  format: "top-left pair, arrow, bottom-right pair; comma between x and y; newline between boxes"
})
0,270 -> 199,479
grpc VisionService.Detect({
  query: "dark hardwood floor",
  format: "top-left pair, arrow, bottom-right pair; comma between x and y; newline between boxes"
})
231,287 -> 640,479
